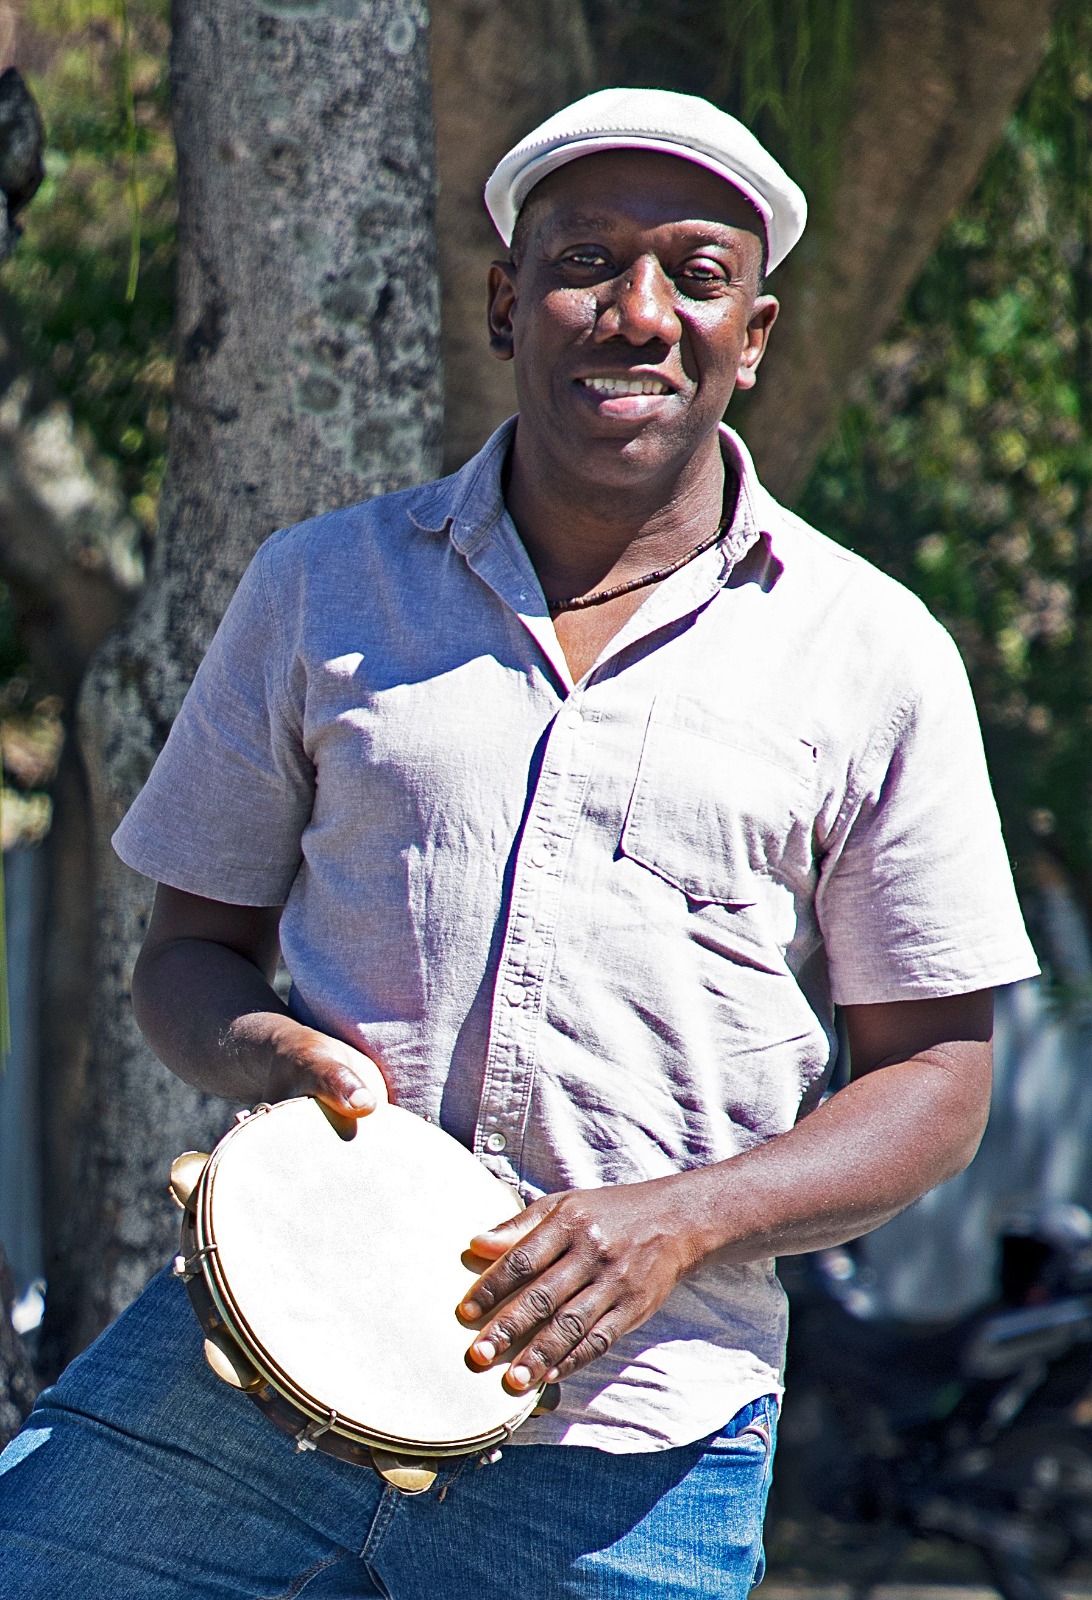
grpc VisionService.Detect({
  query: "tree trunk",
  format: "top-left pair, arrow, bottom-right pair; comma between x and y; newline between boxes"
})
735,0 -> 1059,500
49,0 -> 442,1364
431,0 -> 593,471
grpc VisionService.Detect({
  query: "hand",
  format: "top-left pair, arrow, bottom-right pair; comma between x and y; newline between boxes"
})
257,1015 -> 389,1118
458,1177 -> 703,1393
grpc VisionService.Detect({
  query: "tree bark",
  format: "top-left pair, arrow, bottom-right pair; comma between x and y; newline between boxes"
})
736,0 -> 1059,501
431,0 -> 593,471
51,0 -> 442,1363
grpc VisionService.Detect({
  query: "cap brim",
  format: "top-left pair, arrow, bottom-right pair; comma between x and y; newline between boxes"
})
494,136 -> 773,250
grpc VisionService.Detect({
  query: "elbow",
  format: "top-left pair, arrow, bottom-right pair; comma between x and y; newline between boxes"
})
935,1046 -> 993,1184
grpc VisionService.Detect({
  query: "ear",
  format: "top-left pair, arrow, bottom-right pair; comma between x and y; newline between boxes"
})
487,259 -> 518,362
734,294 -> 779,392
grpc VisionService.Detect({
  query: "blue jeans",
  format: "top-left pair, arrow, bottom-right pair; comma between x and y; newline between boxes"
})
0,1268 -> 777,1598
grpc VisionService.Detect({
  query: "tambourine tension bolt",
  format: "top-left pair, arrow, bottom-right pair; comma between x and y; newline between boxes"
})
172,1244 -> 218,1282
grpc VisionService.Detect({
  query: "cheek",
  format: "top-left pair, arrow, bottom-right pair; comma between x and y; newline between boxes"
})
511,294 -> 595,367
540,288 -> 600,335
681,316 -> 747,393
680,337 -> 701,384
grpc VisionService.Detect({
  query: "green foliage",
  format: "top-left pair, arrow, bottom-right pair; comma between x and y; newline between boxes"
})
1,0 -> 175,541
715,0 -> 856,217
800,0 -> 1092,903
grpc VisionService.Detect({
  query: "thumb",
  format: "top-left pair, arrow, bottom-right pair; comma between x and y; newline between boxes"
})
469,1196 -> 554,1259
307,1037 -> 389,1119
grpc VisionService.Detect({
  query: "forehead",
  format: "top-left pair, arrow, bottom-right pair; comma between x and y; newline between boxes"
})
520,148 -> 766,244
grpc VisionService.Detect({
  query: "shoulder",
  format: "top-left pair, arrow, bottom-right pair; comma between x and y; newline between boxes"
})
767,498 -> 932,624
762,494 -> 962,687
225,476 -> 460,663
255,474 -> 457,584
234,477 -> 463,650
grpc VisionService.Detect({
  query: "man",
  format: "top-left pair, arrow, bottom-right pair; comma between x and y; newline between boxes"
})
0,88 -> 1037,1597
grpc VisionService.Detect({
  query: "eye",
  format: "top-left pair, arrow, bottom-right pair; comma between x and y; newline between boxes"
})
674,257 -> 731,294
556,247 -> 612,273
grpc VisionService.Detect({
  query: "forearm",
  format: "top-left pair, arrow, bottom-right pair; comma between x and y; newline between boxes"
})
679,1040 -> 991,1268
131,887 -> 384,1114
133,934 -> 293,1104
459,995 -> 992,1393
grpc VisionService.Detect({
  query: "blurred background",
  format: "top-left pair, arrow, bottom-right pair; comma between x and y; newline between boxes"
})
1,1 -> 1092,1591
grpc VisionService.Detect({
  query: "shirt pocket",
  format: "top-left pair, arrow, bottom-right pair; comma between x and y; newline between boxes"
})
619,693 -> 819,906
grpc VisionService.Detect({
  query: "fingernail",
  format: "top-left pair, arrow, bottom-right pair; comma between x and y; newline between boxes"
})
509,1364 -> 532,1389
461,1300 -> 481,1321
474,1339 -> 497,1363
346,1085 -> 373,1109
546,1368 -> 559,1382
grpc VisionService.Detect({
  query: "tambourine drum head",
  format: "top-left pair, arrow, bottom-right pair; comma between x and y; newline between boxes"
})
201,1098 -> 536,1451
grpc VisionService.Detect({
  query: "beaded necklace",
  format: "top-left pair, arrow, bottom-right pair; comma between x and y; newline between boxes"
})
546,521 -> 728,616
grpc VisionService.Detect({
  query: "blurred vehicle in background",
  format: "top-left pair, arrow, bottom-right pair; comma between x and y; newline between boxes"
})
774,1204 -> 1092,1600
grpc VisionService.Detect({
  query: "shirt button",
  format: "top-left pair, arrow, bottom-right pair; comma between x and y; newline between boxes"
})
529,844 -> 551,868
485,1132 -> 507,1153
504,986 -> 524,1006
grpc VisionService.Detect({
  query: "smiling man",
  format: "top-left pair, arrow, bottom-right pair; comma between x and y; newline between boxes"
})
0,88 -> 1039,1599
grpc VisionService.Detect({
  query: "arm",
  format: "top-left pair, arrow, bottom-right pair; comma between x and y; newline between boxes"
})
131,884 -> 386,1115
460,990 -> 992,1391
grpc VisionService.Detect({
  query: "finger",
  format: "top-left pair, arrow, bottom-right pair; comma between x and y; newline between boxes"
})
304,1041 -> 388,1118
312,1077 -> 375,1116
531,1313 -> 625,1388
465,1256 -> 600,1369
468,1197 -> 555,1261
459,1203 -> 568,1322
333,1041 -> 390,1105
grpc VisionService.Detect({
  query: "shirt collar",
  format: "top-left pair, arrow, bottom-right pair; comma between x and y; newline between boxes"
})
408,418 -> 517,548
410,417 -> 783,691
413,415 -> 781,567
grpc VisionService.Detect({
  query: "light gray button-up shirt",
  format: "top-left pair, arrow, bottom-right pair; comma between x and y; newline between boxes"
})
115,420 -> 1038,1452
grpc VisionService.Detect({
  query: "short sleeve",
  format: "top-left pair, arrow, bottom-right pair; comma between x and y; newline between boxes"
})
817,624 -> 1039,1003
112,537 -> 313,905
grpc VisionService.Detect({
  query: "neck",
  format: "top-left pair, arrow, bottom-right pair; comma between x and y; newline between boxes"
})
504,424 -> 732,602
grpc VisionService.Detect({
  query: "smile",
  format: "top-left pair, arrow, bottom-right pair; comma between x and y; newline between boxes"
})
578,376 -> 672,397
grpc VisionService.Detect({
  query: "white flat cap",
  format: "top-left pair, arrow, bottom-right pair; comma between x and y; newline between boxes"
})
484,87 -> 807,274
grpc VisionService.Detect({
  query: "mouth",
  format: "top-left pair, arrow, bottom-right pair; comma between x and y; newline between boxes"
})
573,374 -> 679,423
577,375 -> 674,398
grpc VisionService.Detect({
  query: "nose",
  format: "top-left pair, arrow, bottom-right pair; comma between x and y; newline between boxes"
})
595,255 -> 680,348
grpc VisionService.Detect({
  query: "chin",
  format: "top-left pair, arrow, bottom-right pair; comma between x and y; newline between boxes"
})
553,407 -> 717,483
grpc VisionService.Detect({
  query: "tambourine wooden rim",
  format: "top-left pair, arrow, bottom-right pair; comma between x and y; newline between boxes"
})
169,1098 -> 550,1490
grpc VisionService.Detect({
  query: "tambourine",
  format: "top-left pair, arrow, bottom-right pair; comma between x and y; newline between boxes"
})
169,1096 -> 552,1494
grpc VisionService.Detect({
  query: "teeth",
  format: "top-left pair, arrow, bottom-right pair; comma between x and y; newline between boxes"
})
582,377 -> 669,396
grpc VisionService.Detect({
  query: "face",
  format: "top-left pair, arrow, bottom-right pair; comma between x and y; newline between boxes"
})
488,149 -> 779,486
